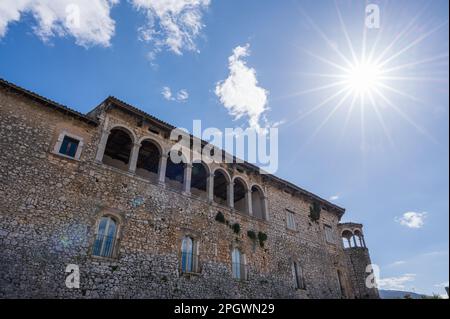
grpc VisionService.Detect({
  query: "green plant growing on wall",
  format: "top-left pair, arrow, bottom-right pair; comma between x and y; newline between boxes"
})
309,202 -> 321,223
258,232 -> 268,247
232,223 -> 241,235
215,211 -> 225,223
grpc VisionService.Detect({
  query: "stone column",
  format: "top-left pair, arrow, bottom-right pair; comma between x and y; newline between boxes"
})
95,129 -> 110,162
353,236 -> 358,247
263,196 -> 269,221
158,154 -> 168,184
128,142 -> 141,173
247,189 -> 253,216
207,173 -> 214,203
228,181 -> 234,209
361,236 -> 367,248
183,163 -> 192,194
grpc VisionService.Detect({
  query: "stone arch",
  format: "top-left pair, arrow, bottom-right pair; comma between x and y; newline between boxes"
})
212,168 -> 231,206
109,124 -> 137,143
190,161 -> 210,198
233,176 -> 249,214
250,184 -> 266,220
137,136 -> 164,153
136,138 -> 163,181
102,127 -> 134,171
165,150 -> 187,190
341,229 -> 354,248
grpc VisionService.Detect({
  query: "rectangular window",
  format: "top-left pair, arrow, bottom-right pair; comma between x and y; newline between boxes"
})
292,262 -> 306,289
59,136 -> 80,158
324,225 -> 335,244
232,249 -> 247,281
286,210 -> 296,230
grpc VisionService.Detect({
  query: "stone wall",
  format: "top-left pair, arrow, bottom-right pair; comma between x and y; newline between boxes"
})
343,248 -> 379,299
0,87 -> 376,299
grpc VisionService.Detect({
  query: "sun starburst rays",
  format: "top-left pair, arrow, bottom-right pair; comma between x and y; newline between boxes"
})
284,1 -> 449,150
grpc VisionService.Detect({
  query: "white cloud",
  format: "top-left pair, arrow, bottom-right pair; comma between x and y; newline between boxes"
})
434,281 -> 449,288
132,0 -> 210,56
390,260 -> 406,267
395,212 -> 427,229
0,0 -> 118,47
378,273 -> 416,290
329,195 -> 339,201
162,86 -> 189,102
215,43 -> 269,131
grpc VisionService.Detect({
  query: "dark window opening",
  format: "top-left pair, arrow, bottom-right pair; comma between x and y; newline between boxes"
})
136,140 -> 160,180
233,178 -> 248,214
213,170 -> 228,206
102,128 -> 133,171
191,163 -> 207,197
165,157 -> 185,189
148,128 -> 160,135
59,136 -> 79,158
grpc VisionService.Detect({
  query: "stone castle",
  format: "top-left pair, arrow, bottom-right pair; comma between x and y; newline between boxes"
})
0,78 -> 379,299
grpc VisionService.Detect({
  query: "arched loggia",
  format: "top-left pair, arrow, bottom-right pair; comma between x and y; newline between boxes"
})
213,169 -> 229,206
190,162 -> 208,198
233,178 -> 248,214
136,140 -> 161,181
165,155 -> 185,190
102,128 -> 133,171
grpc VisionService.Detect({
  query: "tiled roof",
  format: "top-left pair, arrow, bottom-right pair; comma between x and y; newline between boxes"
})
0,78 -> 98,125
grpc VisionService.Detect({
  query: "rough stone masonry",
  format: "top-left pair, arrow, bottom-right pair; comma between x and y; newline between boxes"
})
0,78 -> 379,299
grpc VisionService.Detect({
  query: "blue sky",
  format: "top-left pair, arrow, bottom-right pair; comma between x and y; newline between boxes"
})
0,0 -> 448,296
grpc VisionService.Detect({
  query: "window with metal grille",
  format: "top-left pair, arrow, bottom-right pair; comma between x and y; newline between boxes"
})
181,237 -> 199,273
92,216 -> 117,258
231,248 -> 247,281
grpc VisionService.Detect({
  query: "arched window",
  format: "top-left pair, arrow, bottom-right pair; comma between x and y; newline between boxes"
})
213,170 -> 229,206
92,216 -> 118,258
136,140 -> 161,180
233,178 -> 248,214
181,236 -> 198,273
190,162 -> 208,198
165,156 -> 185,190
292,261 -> 306,289
231,248 -> 247,280
251,186 -> 266,220
341,230 -> 353,249
102,128 -> 133,171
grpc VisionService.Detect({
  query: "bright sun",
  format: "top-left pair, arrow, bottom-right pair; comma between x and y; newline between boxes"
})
344,61 -> 383,95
